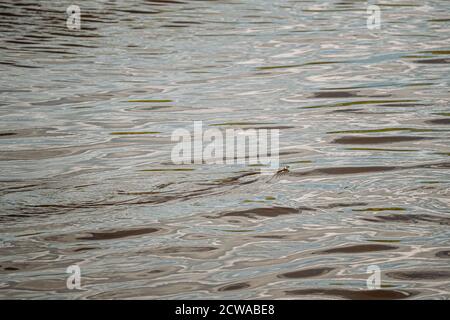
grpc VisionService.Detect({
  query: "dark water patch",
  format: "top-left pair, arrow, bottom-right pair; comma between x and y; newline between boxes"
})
219,229 -> 254,233
162,25 -> 189,28
292,160 -> 450,177
73,247 -> 98,252
59,42 -> 98,49
330,108 -> 363,113
23,49 -> 77,55
148,0 -> 186,4
315,244 -> 397,254
301,8 -> 359,12
386,270 -> 450,280
204,172 -> 259,186
15,231 -> 43,237
428,18 -> 450,22
48,31 -> 103,38
253,234 -> 287,239
110,131 -> 161,135
210,122 -> 275,127
151,246 -> 218,255
218,282 -> 251,292
332,135 -> 432,144
256,64 -> 302,70
117,190 -> 161,196
302,100 -> 417,109
0,132 -> 16,137
128,105 -> 173,111
312,91 -> 358,98
115,9 -> 161,15
4,267 -> 19,271
127,99 -> 172,103
5,39 -> 38,45
0,264 -> 21,272
287,160 -> 312,164
328,128 -> 439,134
362,214 -> 450,226
279,150 -> 305,157
0,89 -> 31,94
292,166 -> 397,176
257,61 -> 337,71
303,61 -> 340,66
347,147 -> 418,152
436,250 -> 450,258
156,246 -> 217,253
251,126 -> 295,130
379,3 -> 419,6
353,207 -> 405,212
420,50 -> 450,55
0,11 -> 26,18
0,62 -> 40,68
285,288 -> 412,299
214,206 -> 303,219
414,58 -> 450,64
426,118 -> 450,125
403,83 -> 434,87
140,168 -> 194,172
403,55 -> 434,59
418,161 -> 450,170
0,260 -> 78,274
243,199 -> 266,204
76,227 -> 160,241
278,267 -> 334,279
319,202 -> 368,209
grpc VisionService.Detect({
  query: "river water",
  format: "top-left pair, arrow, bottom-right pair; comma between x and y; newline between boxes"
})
0,0 -> 449,299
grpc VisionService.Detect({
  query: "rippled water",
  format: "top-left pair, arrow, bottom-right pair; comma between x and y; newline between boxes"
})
0,0 -> 449,299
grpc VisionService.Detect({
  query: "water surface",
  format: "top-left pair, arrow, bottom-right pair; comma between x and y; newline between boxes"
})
0,0 -> 449,299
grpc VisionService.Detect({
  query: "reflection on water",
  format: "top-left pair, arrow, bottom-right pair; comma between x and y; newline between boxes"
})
0,0 -> 449,299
